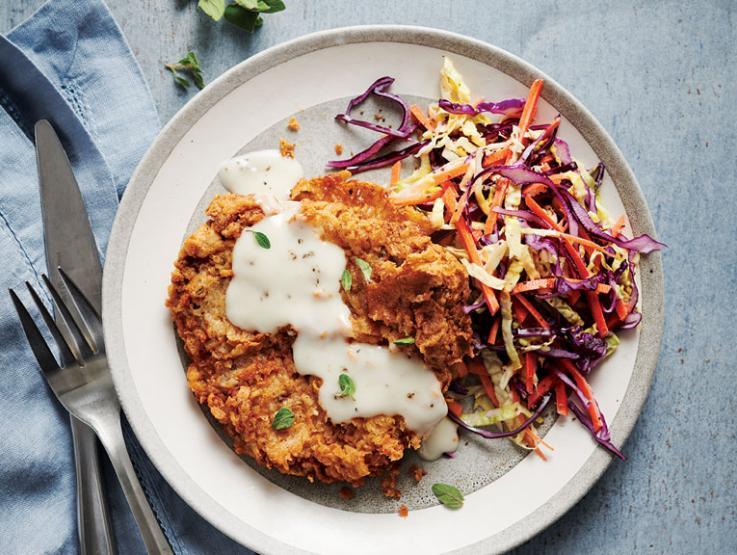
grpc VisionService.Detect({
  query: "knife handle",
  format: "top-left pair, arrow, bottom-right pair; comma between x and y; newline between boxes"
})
70,416 -> 115,555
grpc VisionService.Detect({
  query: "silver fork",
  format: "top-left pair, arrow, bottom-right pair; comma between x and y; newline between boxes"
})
9,269 -> 173,555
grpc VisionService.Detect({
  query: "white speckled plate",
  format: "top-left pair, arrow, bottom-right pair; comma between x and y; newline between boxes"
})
103,26 -> 663,555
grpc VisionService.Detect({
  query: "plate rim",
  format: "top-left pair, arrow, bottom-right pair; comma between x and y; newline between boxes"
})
103,24 -> 664,555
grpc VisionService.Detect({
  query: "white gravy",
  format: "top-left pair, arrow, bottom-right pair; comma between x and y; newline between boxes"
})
222,150 -> 448,437
417,417 -> 459,461
219,150 -> 303,213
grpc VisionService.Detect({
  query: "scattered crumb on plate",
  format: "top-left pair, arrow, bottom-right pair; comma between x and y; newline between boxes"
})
398,504 -> 409,518
279,138 -> 295,158
409,464 -> 427,483
287,117 -> 300,132
334,143 -> 344,155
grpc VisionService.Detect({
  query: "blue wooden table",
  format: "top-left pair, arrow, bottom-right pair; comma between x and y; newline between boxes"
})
2,1 -> 734,553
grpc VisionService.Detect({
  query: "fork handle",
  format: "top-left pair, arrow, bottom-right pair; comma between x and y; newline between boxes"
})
93,409 -> 173,555
70,416 -> 115,555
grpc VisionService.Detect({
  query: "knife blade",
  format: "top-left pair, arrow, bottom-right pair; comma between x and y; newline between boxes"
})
35,120 -> 102,312
35,119 -> 114,555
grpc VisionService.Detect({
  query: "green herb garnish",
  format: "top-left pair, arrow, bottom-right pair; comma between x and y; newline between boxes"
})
336,373 -> 356,399
393,337 -> 415,345
355,258 -> 372,283
251,231 -> 270,249
165,51 -> 205,90
341,269 -> 352,292
198,0 -> 225,20
431,483 -> 464,509
272,407 -> 294,430
199,0 -> 286,32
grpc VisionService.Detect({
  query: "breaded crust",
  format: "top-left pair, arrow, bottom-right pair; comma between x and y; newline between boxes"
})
166,172 -> 472,489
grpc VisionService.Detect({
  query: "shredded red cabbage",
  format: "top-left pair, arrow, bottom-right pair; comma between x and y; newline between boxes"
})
449,394 -> 551,439
327,75 -> 418,173
438,98 -> 525,117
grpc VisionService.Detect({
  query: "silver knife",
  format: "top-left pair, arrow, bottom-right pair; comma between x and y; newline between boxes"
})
35,120 -> 115,555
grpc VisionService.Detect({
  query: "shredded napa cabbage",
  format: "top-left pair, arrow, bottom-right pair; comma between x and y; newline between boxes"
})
440,57 -> 471,103
462,259 -> 506,290
430,197 -> 445,229
544,297 -> 585,326
480,240 -> 508,273
500,292 -> 521,370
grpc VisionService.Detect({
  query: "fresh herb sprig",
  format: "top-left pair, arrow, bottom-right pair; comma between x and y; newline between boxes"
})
393,337 -> 415,345
335,373 -> 356,399
341,269 -> 352,292
355,258 -> 372,282
431,483 -> 464,509
272,407 -> 294,430
198,0 -> 286,33
165,51 -> 205,90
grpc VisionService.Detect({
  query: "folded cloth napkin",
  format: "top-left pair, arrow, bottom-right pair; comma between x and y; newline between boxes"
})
0,1 -> 249,553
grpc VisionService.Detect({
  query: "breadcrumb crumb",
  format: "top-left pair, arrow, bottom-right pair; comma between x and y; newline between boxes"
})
334,143 -> 344,155
409,464 -> 427,483
279,138 -> 295,158
339,486 -> 355,500
287,117 -> 300,132
380,465 -> 402,499
398,504 -> 409,518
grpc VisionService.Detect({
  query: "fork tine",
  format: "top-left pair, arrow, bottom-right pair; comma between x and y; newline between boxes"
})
24,282 -> 77,366
57,267 -> 103,352
9,289 -> 61,374
41,274 -> 94,359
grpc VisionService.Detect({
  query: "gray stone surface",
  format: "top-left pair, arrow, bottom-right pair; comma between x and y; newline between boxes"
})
2,1 -> 735,553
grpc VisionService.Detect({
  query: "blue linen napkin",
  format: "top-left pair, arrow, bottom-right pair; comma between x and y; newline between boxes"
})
0,1 -> 249,553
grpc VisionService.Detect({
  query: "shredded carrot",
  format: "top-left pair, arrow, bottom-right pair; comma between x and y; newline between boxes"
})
433,161 -> 470,186
559,233 -> 614,255
409,104 -> 435,130
487,317 -> 500,344
528,374 -> 556,407
549,173 -> 571,184
513,278 -> 556,294
525,353 -> 537,395
611,214 -> 626,237
484,177 -> 510,234
595,283 -> 611,294
509,389 -> 548,458
518,79 -> 544,135
524,194 -> 564,232
442,184 -> 458,219
562,279 -> 611,295
560,360 -> 602,431
479,372 -> 500,408
526,426 -> 554,452
563,239 -> 609,337
455,218 -> 499,314
555,380 -> 569,416
522,182 -> 548,197
390,161 -> 401,185
482,147 -> 510,168
512,298 -> 528,324
588,292 -> 609,337
446,399 -> 463,418
568,290 -> 581,305
449,165 -> 476,224
562,239 -> 589,277
615,298 -> 629,320
390,187 -> 444,206
514,294 -> 549,329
